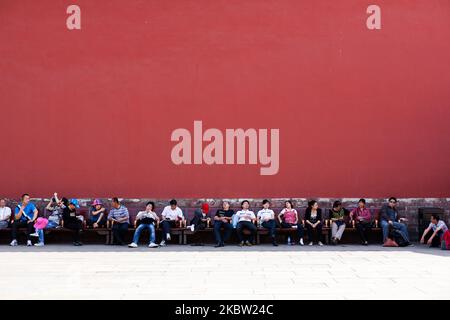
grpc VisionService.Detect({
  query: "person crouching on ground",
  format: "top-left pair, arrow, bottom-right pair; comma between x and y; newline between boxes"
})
420,214 -> 448,248
108,197 -> 130,246
257,199 -> 278,246
129,201 -> 159,248
236,200 -> 257,247
160,199 -> 184,246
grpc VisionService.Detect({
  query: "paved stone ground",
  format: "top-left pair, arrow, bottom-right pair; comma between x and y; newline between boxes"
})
0,244 -> 449,300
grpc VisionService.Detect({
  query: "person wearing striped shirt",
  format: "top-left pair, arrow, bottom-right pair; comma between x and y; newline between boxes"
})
108,197 -> 130,245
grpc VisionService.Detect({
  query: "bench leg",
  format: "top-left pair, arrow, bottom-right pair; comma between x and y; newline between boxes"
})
256,233 -> 260,245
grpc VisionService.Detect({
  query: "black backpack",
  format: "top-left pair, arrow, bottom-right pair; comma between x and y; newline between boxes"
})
391,229 -> 410,247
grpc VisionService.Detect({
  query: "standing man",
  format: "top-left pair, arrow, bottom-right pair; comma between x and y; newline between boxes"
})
380,197 -> 410,244
0,198 -> 11,229
257,199 -> 278,246
10,194 -> 38,246
108,197 -> 130,245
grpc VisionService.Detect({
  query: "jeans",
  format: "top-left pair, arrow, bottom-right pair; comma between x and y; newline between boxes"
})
236,221 -> 257,242
0,220 -> 9,229
306,222 -> 322,243
261,220 -> 277,239
161,220 -> 176,240
36,228 -> 44,244
112,222 -> 129,244
381,220 -> 409,242
132,223 -> 156,244
11,220 -> 34,241
214,221 -> 233,244
280,222 -> 304,240
331,222 -> 346,240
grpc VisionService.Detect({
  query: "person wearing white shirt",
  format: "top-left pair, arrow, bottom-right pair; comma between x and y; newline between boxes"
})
0,198 -> 11,229
160,199 -> 184,246
236,200 -> 257,246
129,201 -> 160,248
257,199 -> 278,246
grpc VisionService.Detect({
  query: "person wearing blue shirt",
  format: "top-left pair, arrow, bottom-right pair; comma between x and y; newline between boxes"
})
10,193 -> 38,246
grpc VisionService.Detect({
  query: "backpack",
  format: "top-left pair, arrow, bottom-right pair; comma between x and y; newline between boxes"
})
391,229 -> 409,247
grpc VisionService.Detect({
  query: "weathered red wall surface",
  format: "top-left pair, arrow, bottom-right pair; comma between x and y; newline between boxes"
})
1,0 -> 450,198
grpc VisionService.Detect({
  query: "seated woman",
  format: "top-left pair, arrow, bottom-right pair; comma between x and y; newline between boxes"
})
304,200 -> 323,246
257,199 -> 278,246
160,199 -> 185,246
62,198 -> 83,246
45,193 -> 63,228
129,201 -> 159,248
350,198 -> 372,245
329,200 -> 350,245
420,214 -> 448,247
88,199 -> 107,228
236,200 -> 257,246
278,200 -> 304,245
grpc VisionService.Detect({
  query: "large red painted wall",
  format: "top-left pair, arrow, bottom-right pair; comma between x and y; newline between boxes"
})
1,0 -> 450,198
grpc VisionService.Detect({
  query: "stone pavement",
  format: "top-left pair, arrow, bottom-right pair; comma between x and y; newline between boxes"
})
0,244 -> 448,300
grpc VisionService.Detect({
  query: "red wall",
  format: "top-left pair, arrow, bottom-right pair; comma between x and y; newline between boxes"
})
1,0 -> 450,198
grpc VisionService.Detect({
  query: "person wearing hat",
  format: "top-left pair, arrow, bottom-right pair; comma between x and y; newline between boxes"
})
88,199 -> 107,228
30,217 -> 49,247
188,203 -> 211,232
62,198 -> 83,246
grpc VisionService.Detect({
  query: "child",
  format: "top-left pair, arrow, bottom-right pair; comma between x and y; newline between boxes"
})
30,217 -> 49,246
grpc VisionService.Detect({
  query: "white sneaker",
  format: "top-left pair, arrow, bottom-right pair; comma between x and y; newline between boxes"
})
299,239 -> 304,246
148,242 -> 158,248
128,242 -> 138,248
30,232 -> 39,237
318,241 -> 324,246
34,242 -> 44,247
166,234 -> 171,241
10,240 -> 18,246
308,242 -> 313,246
27,240 -> 32,246
159,240 -> 166,246
189,225 -> 195,232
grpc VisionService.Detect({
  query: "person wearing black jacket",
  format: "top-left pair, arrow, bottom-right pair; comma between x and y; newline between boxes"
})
304,200 -> 323,246
62,198 -> 83,246
213,201 -> 234,247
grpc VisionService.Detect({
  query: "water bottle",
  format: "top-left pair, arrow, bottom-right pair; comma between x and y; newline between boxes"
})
287,236 -> 291,245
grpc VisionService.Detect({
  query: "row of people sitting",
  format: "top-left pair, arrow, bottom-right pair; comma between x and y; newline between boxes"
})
0,195 -> 447,248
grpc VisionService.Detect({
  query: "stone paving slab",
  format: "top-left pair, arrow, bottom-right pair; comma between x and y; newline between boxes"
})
0,244 -> 448,300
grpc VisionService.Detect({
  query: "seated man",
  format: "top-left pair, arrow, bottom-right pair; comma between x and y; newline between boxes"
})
62,198 -> 84,246
236,200 -> 257,247
420,214 -> 448,247
45,193 -> 63,228
257,199 -> 278,246
160,199 -> 184,246
380,197 -> 410,245
329,200 -> 349,245
108,197 -> 130,246
188,203 -> 211,232
213,201 -> 234,247
0,198 -> 11,229
10,193 -> 38,246
129,201 -> 159,248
